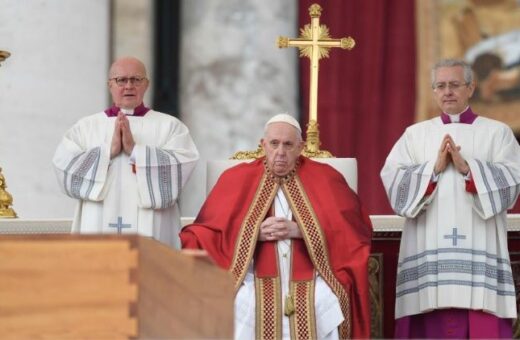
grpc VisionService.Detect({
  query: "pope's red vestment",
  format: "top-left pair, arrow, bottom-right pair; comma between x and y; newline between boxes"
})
180,156 -> 372,338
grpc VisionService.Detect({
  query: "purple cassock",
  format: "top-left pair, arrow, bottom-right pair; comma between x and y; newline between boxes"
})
395,309 -> 513,339
394,107 -> 514,339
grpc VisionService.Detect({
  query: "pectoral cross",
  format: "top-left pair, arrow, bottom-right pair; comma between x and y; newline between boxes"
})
277,4 -> 355,157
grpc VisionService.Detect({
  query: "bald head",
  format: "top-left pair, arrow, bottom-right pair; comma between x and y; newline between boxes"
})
109,57 -> 147,78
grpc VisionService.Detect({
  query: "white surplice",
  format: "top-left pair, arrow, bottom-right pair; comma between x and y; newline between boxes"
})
233,189 -> 343,340
381,116 -> 520,319
53,110 -> 199,248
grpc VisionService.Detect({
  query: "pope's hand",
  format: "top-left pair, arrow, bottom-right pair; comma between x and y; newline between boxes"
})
259,216 -> 302,241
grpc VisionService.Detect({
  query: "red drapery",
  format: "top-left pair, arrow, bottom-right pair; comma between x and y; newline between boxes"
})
298,0 -> 416,214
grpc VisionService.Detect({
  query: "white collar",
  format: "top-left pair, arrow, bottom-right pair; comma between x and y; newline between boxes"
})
445,105 -> 469,123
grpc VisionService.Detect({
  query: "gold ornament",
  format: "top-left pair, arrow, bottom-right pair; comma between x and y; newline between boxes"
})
0,168 -> 17,218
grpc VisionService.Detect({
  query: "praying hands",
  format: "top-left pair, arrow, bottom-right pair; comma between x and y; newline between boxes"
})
110,111 -> 135,159
259,216 -> 302,241
434,134 -> 470,175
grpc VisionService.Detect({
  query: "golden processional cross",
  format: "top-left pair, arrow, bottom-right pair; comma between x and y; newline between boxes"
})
278,3 -> 355,158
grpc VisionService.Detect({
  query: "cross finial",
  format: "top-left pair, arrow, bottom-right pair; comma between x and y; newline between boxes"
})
309,4 -> 322,17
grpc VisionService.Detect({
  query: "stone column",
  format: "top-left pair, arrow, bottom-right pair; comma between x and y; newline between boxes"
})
179,0 -> 299,216
112,0 -> 154,105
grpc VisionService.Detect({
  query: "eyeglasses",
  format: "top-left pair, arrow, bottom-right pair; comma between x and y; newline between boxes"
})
432,82 -> 469,91
109,76 -> 147,87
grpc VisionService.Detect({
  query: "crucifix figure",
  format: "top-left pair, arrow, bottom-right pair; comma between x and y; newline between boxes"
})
277,3 -> 355,158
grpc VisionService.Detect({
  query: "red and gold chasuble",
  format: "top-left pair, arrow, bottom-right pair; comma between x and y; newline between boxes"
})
181,157 -> 372,339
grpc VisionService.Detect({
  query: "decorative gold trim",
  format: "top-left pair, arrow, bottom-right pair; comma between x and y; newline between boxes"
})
0,167 -> 17,218
263,158 -> 299,184
299,24 -> 334,59
256,277 -> 282,340
277,36 -> 289,49
230,145 -> 265,160
302,120 -> 334,158
282,175 -> 351,338
290,280 -> 317,339
309,3 -> 322,17
229,174 -> 278,290
369,254 -> 384,338
341,37 -> 356,50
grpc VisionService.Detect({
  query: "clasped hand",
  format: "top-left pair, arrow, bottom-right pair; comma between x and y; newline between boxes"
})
434,134 -> 469,175
259,216 -> 302,241
110,112 -> 135,159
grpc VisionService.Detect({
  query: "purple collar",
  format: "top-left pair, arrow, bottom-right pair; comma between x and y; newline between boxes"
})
440,107 -> 477,124
104,103 -> 150,117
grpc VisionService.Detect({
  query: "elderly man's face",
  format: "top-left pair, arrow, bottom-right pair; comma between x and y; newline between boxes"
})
261,122 -> 304,177
108,58 -> 149,109
432,66 -> 475,114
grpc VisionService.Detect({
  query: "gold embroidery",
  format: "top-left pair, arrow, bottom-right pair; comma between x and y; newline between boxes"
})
230,174 -> 278,290
256,277 -> 282,340
290,280 -> 316,340
283,175 -> 352,339
263,158 -> 300,184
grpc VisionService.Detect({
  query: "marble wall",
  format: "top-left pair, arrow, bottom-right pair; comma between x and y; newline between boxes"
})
179,0 -> 299,216
0,0 -> 110,218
